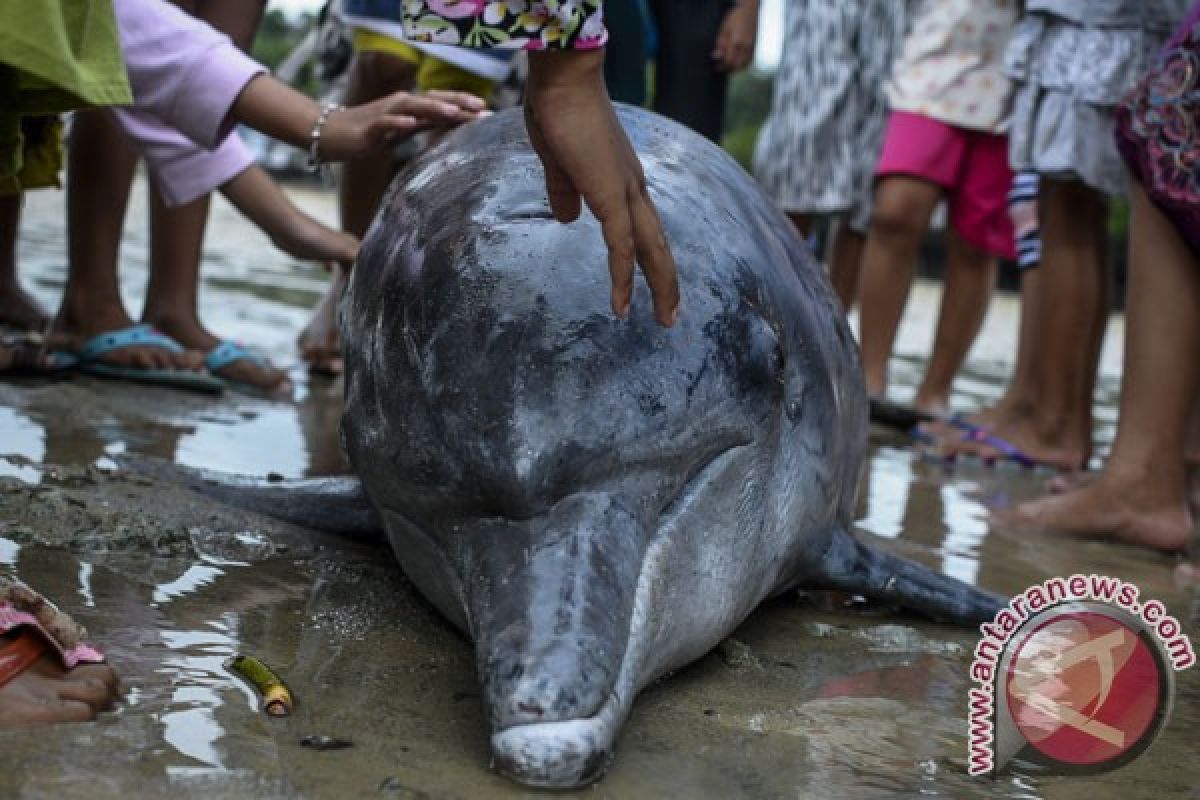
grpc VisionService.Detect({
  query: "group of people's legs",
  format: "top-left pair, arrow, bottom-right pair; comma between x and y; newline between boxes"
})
757,0 -> 1198,552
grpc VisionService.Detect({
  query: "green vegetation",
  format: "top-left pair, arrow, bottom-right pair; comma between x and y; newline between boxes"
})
721,69 -> 775,173
252,10 -> 319,96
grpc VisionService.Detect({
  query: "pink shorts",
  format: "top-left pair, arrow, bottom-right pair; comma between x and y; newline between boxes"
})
876,111 -> 1016,259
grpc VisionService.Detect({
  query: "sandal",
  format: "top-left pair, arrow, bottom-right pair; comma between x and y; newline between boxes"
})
67,324 -> 225,394
205,340 -> 290,395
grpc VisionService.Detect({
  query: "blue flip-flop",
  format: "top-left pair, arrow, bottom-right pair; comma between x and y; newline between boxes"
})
205,340 -> 284,396
69,324 -> 225,394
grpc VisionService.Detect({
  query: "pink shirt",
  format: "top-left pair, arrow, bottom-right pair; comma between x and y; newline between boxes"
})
109,0 -> 264,205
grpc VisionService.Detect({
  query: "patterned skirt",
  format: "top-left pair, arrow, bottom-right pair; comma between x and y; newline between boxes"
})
752,0 -> 906,231
1006,9 -> 1182,196
1116,1 -> 1200,254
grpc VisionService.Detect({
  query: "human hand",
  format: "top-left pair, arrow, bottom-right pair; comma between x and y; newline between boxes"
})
525,50 -> 679,327
232,75 -> 489,162
319,90 -> 489,161
712,1 -> 759,72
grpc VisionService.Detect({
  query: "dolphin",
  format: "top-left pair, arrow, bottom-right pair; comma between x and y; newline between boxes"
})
180,106 -> 1004,788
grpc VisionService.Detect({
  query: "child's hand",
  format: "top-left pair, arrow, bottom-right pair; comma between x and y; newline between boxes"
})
320,90 -> 489,160
232,76 -> 489,162
525,50 -> 680,327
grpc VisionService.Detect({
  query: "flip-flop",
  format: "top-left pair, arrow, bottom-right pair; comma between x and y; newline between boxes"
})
961,427 -> 1037,469
68,324 -> 225,394
0,602 -> 106,681
205,340 -> 286,396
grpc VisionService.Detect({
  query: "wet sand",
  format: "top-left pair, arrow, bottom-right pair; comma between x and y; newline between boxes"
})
1,178 -> 1195,799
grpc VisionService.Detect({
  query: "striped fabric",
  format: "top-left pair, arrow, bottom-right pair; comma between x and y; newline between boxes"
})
1008,171 -> 1041,270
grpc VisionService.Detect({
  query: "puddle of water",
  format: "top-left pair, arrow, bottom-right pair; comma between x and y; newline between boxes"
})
0,177 -> 1196,799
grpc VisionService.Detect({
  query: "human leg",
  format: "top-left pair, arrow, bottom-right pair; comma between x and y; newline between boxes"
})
0,193 -> 49,333
914,231 -> 997,413
827,221 -> 866,312
1005,181 -> 1196,551
648,0 -> 730,141
857,175 -> 943,400
914,130 -> 1011,412
300,45 -> 416,374
52,112 -> 202,371
140,185 -> 292,392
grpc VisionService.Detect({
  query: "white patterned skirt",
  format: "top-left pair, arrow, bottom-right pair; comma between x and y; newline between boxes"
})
753,0 -> 907,231
1005,11 -> 1182,196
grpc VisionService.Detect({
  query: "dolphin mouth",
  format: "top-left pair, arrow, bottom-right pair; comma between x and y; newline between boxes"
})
491,710 -> 618,789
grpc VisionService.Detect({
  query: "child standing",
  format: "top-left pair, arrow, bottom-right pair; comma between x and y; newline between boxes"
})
857,0 -> 1018,417
753,0 -> 908,311
1005,3 -> 1200,551
941,0 -> 1189,470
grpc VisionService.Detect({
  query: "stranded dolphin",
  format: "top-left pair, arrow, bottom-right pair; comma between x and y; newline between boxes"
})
180,106 -> 1004,788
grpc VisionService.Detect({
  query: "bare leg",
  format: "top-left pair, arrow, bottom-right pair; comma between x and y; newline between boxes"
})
857,175 -> 943,399
134,0 -> 296,391
0,194 -> 49,332
299,51 -> 416,374
140,186 -> 292,391
1005,181 -> 1196,552
944,179 -> 1105,470
828,221 -> 866,313
925,267 -> 1042,442
52,112 -> 202,370
914,230 -> 997,414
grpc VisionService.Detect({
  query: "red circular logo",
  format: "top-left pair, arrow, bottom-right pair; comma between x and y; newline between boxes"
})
1005,610 -> 1165,768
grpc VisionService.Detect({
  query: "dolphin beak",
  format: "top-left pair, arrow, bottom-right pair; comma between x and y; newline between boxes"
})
459,492 -> 648,788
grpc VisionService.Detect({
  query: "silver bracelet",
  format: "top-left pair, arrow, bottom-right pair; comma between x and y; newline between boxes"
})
307,103 -> 345,172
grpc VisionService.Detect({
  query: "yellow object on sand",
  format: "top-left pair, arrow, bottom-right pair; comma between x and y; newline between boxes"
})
352,28 -> 496,101
227,653 -> 294,717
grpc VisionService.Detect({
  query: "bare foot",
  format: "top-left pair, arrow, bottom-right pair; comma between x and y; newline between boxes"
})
1045,470 -> 1096,494
143,313 -> 292,394
0,634 -> 120,729
50,304 -> 203,371
996,478 -> 1193,553
0,334 -> 70,373
297,270 -> 345,376
0,284 -> 50,332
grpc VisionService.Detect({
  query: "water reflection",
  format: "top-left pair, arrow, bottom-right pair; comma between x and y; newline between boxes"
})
0,407 -> 45,483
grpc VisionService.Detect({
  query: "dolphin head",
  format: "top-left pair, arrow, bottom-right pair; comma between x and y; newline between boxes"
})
340,107 -> 864,787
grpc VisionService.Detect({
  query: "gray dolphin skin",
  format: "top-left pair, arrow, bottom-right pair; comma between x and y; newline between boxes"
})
189,106 -> 1005,788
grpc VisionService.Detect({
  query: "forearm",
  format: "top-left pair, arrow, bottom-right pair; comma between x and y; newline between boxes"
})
227,74 -> 321,151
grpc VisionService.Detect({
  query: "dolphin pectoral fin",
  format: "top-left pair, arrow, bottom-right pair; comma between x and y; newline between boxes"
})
808,527 -> 1006,626
119,455 -> 382,538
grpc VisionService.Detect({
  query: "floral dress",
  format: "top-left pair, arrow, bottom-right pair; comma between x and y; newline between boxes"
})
349,1 -> 607,49
1116,0 -> 1200,254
